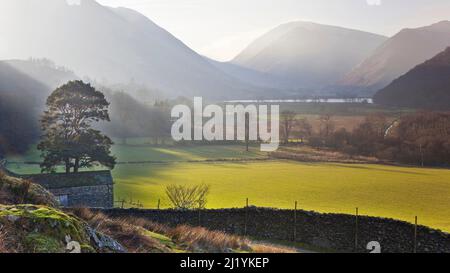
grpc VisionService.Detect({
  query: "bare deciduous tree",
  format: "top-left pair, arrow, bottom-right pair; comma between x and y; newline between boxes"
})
296,118 -> 312,144
165,184 -> 210,210
281,111 -> 297,144
319,114 -> 335,138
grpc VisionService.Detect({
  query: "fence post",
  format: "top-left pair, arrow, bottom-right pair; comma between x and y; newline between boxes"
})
414,216 -> 418,253
157,199 -> 161,210
294,201 -> 298,241
121,199 -> 125,209
355,207 -> 359,253
244,198 -> 249,236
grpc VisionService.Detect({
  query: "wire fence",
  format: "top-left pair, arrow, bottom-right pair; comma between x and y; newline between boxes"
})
114,197 -> 422,253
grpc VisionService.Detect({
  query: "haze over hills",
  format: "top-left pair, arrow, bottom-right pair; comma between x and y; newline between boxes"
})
0,0 -> 269,100
0,62 -> 48,100
0,58 -> 78,112
374,47 -> 450,110
4,59 -> 78,91
3,1 -> 450,101
0,61 -> 51,154
0,58 -> 165,155
231,21 -> 387,91
206,57 -> 293,90
341,21 -> 450,95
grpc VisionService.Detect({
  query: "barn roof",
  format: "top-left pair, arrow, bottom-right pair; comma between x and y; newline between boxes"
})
20,170 -> 113,189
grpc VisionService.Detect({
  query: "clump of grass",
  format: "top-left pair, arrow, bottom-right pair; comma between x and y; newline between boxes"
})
13,179 -> 31,204
135,218 -> 297,253
120,216 -> 169,235
70,207 -> 95,221
168,225 -> 250,253
0,173 -> 57,207
0,228 -> 11,253
118,216 -> 251,253
250,243 -> 296,253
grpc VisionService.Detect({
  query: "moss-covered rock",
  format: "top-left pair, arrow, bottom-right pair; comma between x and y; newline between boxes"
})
0,205 -> 126,253
24,233 -> 63,253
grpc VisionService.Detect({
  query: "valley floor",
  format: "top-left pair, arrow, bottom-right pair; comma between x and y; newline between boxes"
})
7,144 -> 450,233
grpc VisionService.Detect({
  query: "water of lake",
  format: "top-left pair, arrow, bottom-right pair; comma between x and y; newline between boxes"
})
225,98 -> 373,104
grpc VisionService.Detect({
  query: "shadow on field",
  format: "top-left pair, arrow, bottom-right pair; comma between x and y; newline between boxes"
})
328,163 -> 428,176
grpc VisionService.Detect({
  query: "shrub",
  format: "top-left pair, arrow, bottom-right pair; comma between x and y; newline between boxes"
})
165,184 -> 210,210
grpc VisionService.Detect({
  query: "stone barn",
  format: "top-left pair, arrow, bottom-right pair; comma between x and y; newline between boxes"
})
22,171 -> 114,208
0,162 -> 114,208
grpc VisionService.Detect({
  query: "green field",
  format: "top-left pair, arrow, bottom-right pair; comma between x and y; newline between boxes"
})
7,144 -> 267,163
6,144 -> 450,232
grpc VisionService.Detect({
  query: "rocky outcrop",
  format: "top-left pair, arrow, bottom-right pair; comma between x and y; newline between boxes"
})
85,226 -> 126,253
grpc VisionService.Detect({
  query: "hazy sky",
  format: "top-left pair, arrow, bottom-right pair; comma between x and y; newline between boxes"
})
95,0 -> 450,61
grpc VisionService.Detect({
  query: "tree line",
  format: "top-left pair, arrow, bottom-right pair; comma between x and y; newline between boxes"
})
280,111 -> 450,167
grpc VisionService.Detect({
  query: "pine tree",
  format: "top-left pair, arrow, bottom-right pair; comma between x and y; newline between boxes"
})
38,81 -> 116,173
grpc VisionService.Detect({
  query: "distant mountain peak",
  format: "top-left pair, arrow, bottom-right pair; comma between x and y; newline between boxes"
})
231,21 -> 386,91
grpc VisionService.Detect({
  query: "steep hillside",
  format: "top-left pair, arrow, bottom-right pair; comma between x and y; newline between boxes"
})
341,21 -> 450,95
374,47 -> 450,109
0,62 -> 47,155
0,61 -> 49,100
0,0 -> 264,100
231,21 -> 386,90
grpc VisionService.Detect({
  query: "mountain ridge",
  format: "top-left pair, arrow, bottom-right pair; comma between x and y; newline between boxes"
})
231,21 -> 387,91
374,47 -> 450,110
0,0 -> 269,100
340,20 -> 450,95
